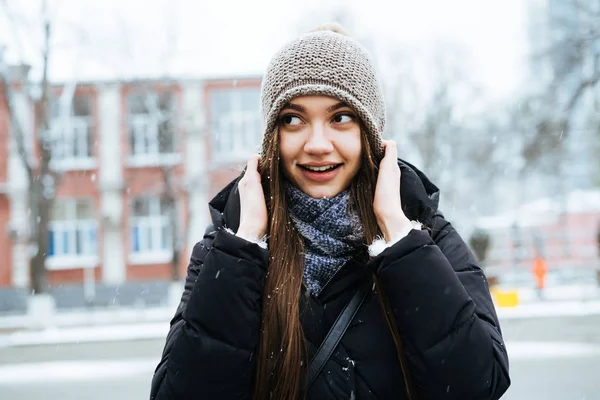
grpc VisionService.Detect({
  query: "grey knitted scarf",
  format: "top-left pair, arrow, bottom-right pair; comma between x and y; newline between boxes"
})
285,182 -> 366,295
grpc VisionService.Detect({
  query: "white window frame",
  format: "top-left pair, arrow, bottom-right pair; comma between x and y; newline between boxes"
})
46,199 -> 99,270
130,115 -> 158,155
50,115 -> 96,171
126,95 -> 179,167
213,89 -> 262,162
216,110 -> 261,160
129,197 -> 173,264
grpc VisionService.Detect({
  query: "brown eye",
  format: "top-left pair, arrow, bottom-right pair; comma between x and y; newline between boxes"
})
280,115 -> 302,126
333,113 -> 355,123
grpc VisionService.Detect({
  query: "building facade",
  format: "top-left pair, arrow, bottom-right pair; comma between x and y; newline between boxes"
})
0,68 -> 263,289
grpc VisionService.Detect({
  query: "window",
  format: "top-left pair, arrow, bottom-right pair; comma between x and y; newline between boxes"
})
127,91 -> 178,166
210,87 -> 262,160
50,95 -> 95,170
47,198 -> 98,269
129,197 -> 173,263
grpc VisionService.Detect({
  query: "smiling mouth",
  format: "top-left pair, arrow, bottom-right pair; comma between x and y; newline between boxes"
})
299,164 -> 342,172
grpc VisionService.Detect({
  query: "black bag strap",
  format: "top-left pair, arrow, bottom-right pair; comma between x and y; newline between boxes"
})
307,282 -> 370,391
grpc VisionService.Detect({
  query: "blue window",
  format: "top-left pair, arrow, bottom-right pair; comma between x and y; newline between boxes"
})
130,197 -> 172,255
47,199 -> 97,258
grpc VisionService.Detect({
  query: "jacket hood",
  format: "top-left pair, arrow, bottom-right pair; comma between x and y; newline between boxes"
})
207,158 -> 440,232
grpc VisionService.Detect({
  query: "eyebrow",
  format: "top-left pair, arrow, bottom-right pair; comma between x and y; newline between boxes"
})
280,101 -> 350,113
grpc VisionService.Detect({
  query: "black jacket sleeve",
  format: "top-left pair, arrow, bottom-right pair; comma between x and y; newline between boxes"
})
150,225 -> 268,400
369,214 -> 510,400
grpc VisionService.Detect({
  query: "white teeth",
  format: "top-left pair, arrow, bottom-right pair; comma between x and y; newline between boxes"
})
304,165 -> 337,172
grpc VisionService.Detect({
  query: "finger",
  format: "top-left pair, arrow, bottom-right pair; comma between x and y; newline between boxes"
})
381,140 -> 397,166
386,140 -> 397,159
247,154 -> 260,172
241,154 -> 260,182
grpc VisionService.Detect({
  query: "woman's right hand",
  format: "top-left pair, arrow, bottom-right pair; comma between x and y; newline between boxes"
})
236,154 -> 268,240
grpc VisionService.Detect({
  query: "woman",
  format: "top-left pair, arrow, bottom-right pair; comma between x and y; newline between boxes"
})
150,25 -> 510,400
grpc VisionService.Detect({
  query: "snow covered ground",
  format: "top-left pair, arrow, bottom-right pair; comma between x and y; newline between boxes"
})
0,340 -> 599,385
0,358 -> 155,385
1,311 -> 599,400
0,301 -> 599,349
0,283 -> 598,349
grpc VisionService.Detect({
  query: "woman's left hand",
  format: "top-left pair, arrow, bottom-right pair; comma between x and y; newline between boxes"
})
373,140 -> 412,241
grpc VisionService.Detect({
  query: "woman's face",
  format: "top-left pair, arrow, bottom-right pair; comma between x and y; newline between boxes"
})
278,95 -> 362,199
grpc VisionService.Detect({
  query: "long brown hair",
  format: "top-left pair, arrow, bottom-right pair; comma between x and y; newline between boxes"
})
253,124 -> 410,399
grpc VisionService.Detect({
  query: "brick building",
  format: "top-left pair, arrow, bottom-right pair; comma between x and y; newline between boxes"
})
0,67 -> 262,290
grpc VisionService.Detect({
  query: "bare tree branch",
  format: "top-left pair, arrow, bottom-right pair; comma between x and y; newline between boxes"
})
0,0 -> 36,181
26,0 -> 55,294
1,0 -> 68,294
565,73 -> 600,111
572,0 -> 600,17
0,74 -> 34,182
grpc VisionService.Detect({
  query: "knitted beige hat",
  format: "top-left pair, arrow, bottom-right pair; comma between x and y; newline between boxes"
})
260,26 -> 386,160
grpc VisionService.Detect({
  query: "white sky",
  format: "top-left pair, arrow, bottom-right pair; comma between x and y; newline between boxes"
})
0,0 -> 529,99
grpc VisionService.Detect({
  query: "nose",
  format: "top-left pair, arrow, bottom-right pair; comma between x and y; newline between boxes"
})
304,124 -> 334,155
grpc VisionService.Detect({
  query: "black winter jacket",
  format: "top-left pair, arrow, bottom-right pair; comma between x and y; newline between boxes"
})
150,160 -> 510,400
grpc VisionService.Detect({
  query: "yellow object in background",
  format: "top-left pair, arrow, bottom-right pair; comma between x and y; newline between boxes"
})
490,288 -> 520,308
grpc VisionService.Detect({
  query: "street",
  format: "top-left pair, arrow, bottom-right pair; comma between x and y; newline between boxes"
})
0,315 -> 599,399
